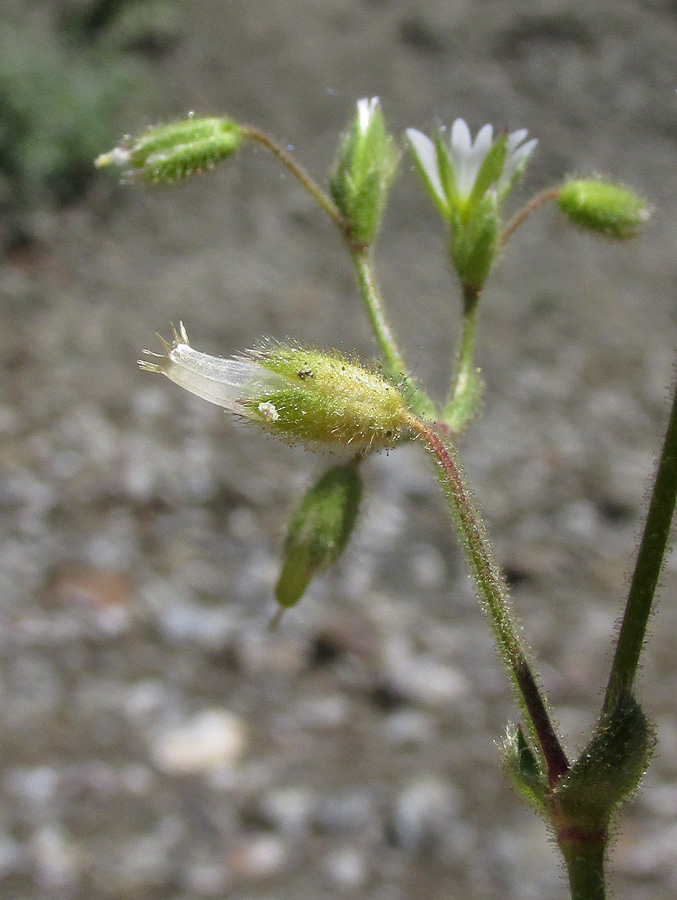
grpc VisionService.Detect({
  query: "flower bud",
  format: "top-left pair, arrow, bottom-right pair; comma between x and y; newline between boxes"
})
275,464 -> 362,608
329,97 -> 400,245
95,116 -> 243,184
558,178 -> 651,239
139,324 -> 413,452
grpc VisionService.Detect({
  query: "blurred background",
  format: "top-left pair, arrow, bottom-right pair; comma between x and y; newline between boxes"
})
1,1 -> 676,898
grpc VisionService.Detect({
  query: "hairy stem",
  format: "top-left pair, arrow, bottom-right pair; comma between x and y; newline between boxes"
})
443,284 -> 482,430
408,415 -> 569,784
351,248 -> 408,378
501,187 -> 561,246
242,125 -> 350,235
603,372 -> 677,713
560,836 -> 607,900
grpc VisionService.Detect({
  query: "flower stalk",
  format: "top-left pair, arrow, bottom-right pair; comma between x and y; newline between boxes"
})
603,372 -> 677,713
407,415 -> 569,784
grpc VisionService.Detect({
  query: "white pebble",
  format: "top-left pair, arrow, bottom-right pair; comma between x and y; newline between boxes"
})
151,709 -> 247,774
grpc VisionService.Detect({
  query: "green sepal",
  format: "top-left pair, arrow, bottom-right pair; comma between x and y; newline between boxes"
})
449,196 -> 500,293
558,178 -> 651,239
467,132 -> 507,215
434,127 -> 457,214
442,368 -> 484,432
502,723 -> 549,814
555,691 -> 655,827
96,116 -> 243,184
399,377 -> 438,421
275,463 -> 363,608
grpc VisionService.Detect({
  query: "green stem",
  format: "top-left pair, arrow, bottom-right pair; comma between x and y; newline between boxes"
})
350,247 -> 407,378
408,415 -> 569,785
501,186 -> 561,246
443,284 -> 482,428
603,372 -> 677,713
242,125 -> 350,236
560,835 -> 606,900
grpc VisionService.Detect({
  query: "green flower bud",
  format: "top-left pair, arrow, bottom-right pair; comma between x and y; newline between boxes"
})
558,178 -> 651,239
139,324 -> 413,452
329,97 -> 400,245
95,115 -> 243,184
275,464 -> 362,608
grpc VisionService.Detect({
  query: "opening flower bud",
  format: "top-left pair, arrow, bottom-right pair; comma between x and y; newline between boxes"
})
558,178 -> 651,239
276,464 -> 362,608
139,325 -> 413,452
96,116 -> 243,184
329,97 -> 400,245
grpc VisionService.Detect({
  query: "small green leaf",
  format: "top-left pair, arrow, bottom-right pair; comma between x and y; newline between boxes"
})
556,691 -> 655,827
501,724 -> 549,814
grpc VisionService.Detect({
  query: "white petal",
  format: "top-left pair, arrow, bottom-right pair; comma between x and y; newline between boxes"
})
473,123 -> 494,153
450,119 -> 471,153
501,137 -> 538,187
357,97 -> 378,132
506,129 -> 528,154
406,128 -> 446,208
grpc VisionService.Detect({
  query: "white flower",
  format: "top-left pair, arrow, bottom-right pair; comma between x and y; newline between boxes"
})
407,119 -> 537,214
357,96 -> 380,133
138,323 -> 287,413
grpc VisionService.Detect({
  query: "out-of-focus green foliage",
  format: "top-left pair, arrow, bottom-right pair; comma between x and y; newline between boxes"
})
0,1 -> 179,220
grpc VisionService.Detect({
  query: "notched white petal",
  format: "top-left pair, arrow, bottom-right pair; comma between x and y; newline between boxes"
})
357,96 -> 379,132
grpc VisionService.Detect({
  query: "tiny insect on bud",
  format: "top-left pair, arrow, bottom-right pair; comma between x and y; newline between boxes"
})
557,178 -> 651,239
139,324 -> 415,452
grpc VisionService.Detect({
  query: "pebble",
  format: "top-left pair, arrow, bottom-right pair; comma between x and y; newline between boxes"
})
225,835 -> 288,880
0,832 -> 24,878
257,786 -> 315,836
384,638 -> 469,707
393,776 -> 460,852
322,845 -> 369,891
382,709 -> 437,747
31,824 -> 79,890
150,709 -> 248,775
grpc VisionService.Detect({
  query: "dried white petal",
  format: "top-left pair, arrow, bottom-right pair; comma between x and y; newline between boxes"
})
139,324 -> 287,412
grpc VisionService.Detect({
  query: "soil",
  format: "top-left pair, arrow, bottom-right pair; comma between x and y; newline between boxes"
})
1,1 -> 676,899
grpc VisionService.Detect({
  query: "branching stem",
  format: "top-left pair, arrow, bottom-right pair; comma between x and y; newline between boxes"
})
407,415 -> 569,785
242,125 -> 350,235
501,186 -> 561,245
603,371 -> 677,713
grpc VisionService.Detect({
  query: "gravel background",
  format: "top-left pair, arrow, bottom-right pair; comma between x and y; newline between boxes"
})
1,1 -> 677,898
